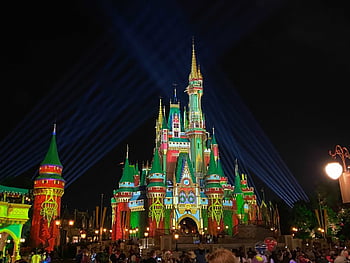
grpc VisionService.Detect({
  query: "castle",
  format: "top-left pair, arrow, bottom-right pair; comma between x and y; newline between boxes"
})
111,44 -> 259,241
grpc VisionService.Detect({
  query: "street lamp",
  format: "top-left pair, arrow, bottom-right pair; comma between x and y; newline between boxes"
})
326,145 -> 350,203
144,231 -> 149,249
174,233 -> 179,251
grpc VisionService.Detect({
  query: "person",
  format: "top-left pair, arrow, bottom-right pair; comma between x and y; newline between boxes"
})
334,250 -> 349,263
162,251 -> 174,263
206,248 -> 238,263
110,249 -> 120,263
252,242 -> 268,263
326,251 -> 336,263
194,244 -> 206,263
90,249 -> 97,263
145,250 -> 157,263
316,252 -> 328,263
76,249 -> 83,263
30,251 -> 41,263
14,253 -> 29,263
285,251 -> 297,263
42,252 -> 51,263
186,250 -> 197,263
80,249 -> 89,263
118,250 -> 126,263
130,252 -> 137,263
95,252 -> 110,263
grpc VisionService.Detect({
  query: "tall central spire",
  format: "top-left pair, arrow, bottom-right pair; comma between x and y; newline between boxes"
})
189,39 -> 199,80
185,39 -> 206,176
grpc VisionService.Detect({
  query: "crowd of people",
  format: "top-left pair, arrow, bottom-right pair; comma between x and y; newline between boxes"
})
69,241 -> 350,263
11,241 -> 350,263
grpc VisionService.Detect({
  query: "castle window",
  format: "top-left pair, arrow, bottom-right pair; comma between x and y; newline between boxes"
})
179,191 -> 186,204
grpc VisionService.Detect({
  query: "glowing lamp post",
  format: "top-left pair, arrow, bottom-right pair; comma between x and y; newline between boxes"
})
144,231 -> 149,249
174,233 -> 179,251
325,162 -> 343,179
326,145 -> 350,203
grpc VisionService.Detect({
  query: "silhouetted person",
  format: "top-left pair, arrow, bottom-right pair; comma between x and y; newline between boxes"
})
206,248 -> 238,263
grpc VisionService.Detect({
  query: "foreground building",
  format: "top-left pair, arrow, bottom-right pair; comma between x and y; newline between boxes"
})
30,125 -> 65,252
111,45 -> 259,241
0,185 -> 31,260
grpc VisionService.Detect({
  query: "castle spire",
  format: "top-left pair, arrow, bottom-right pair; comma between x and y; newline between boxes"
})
41,123 -> 62,167
158,98 -> 163,123
156,98 -> 163,146
189,39 -> 199,80
120,145 -> 133,183
172,84 -> 178,104
150,147 -> 163,175
211,127 -> 217,145
38,123 -> 63,179
207,150 -> 217,176
162,106 -> 168,129
217,158 -> 225,177
233,159 -> 243,194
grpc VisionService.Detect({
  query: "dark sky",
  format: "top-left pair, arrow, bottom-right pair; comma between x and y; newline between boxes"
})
3,0 -> 350,210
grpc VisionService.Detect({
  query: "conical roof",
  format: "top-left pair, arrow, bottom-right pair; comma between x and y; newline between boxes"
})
119,155 -> 134,183
41,125 -> 62,167
233,161 -> 243,194
207,150 -> 217,176
217,158 -> 225,177
211,130 -> 217,145
37,124 -> 64,180
140,166 -> 147,186
149,147 -> 163,174
189,41 -> 200,80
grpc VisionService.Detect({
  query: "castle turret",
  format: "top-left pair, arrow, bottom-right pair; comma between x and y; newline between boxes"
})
158,99 -> 168,180
233,161 -> 245,224
111,147 -> 134,240
30,124 -> 65,252
185,42 -> 207,178
211,128 -> 219,161
205,150 -> 224,236
147,147 -> 166,237
128,162 -> 147,238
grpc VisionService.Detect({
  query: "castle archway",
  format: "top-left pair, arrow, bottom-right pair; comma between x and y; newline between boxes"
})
178,217 -> 198,234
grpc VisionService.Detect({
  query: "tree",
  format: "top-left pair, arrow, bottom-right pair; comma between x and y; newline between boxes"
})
337,208 -> 350,243
288,201 -> 317,239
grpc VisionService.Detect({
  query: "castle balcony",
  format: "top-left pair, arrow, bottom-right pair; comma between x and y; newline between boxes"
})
0,185 -> 31,261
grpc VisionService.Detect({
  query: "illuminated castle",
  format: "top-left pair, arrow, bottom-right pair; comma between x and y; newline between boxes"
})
111,44 -> 258,240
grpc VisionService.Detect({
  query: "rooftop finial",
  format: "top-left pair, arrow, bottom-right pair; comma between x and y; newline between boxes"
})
172,83 -> 178,103
53,122 -> 57,135
126,144 -> 129,159
198,64 -> 202,79
158,97 -> 163,119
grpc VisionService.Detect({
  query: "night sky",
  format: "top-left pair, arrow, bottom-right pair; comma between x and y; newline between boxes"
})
2,0 -> 350,211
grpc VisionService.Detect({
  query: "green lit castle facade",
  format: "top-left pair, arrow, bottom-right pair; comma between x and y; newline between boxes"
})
111,45 -> 258,241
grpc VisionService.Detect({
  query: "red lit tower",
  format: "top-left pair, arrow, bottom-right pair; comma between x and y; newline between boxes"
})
146,147 -> 166,236
111,148 -> 134,240
30,125 -> 65,252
